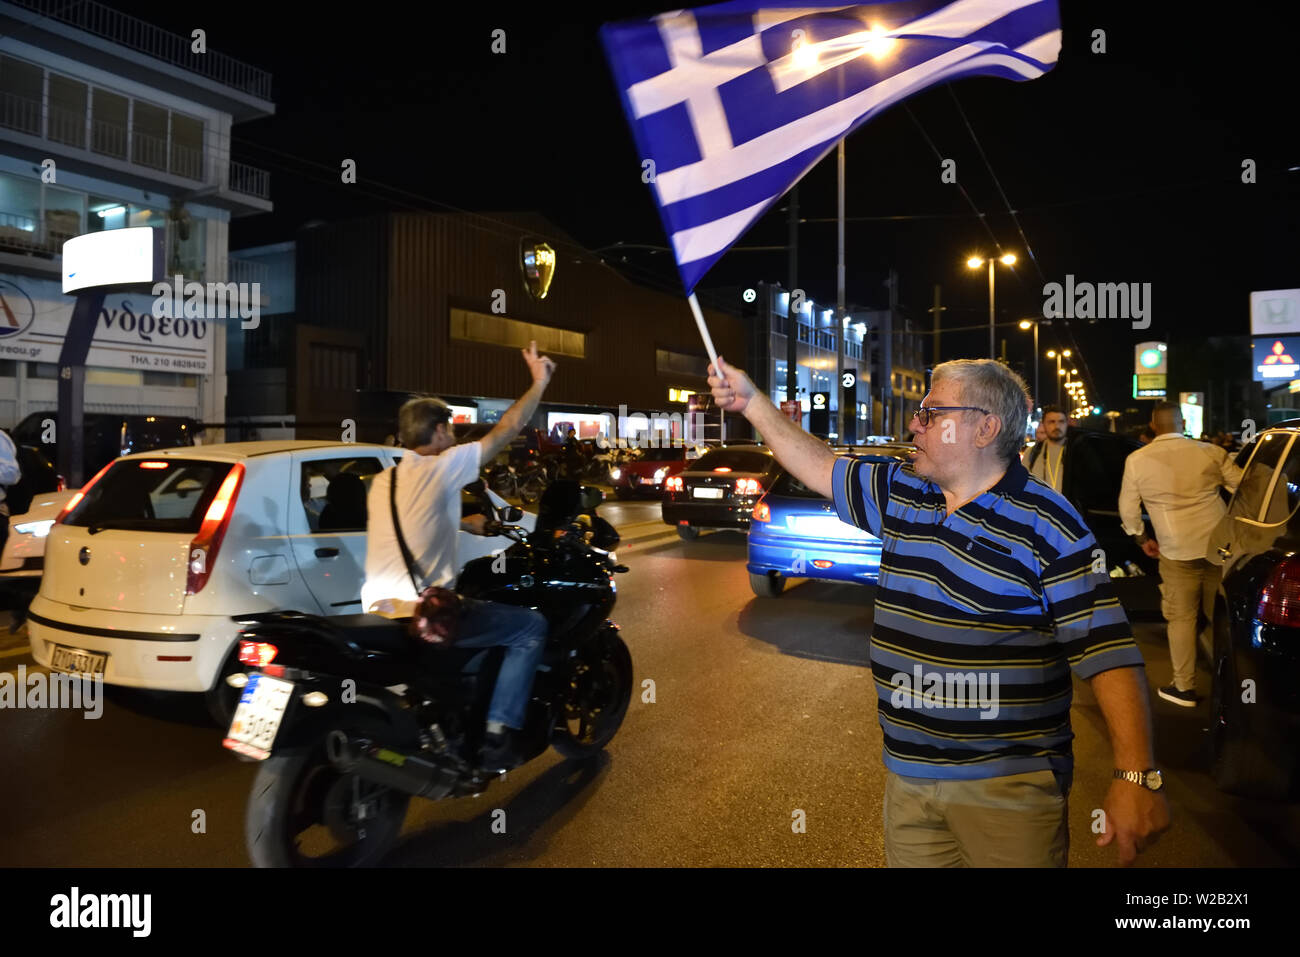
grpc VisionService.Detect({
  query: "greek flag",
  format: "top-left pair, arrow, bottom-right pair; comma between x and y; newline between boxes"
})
601,0 -> 1061,293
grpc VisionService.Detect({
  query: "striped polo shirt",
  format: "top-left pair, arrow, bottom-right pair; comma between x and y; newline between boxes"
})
832,454 -> 1144,781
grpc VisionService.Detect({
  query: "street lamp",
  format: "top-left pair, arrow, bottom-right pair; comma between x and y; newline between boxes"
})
967,252 -> 1017,359
1045,348 -> 1072,406
1018,319 -> 1039,412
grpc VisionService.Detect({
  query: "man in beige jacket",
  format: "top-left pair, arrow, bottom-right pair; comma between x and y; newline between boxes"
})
1119,402 -> 1243,707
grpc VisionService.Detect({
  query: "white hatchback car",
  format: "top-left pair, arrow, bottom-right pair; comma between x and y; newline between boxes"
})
26,440 -> 533,721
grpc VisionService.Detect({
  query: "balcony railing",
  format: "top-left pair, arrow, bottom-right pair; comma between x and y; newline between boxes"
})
47,104 -> 85,147
170,141 -> 203,181
9,0 -> 273,101
228,161 -> 270,200
0,208 -> 51,255
132,128 -> 168,171
0,90 -> 41,135
91,117 -> 127,159
228,255 -> 269,288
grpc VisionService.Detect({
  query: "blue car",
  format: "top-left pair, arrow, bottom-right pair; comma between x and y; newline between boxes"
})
746,445 -> 913,597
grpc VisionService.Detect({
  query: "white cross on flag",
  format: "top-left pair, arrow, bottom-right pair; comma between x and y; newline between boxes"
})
601,0 -> 1061,294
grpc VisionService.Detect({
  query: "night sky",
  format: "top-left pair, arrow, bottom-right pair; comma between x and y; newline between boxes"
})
121,0 -> 1299,417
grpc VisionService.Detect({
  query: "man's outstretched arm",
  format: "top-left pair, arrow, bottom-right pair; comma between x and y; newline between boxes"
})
479,341 -> 556,463
709,355 -> 835,499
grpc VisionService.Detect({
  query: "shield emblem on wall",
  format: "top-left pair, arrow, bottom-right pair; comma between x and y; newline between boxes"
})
520,240 -> 556,300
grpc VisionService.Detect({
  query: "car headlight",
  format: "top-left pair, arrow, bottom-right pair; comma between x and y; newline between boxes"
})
14,519 -> 54,537
654,467 -> 667,482
610,468 -> 622,481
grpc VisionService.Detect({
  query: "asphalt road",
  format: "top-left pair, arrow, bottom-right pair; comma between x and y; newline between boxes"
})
2,499 -> 1298,866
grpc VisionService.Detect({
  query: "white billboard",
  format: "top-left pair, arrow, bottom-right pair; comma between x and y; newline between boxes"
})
1250,288 -> 1300,336
62,227 -> 161,293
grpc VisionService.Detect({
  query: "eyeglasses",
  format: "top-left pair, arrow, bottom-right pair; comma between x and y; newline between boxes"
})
912,405 -> 991,428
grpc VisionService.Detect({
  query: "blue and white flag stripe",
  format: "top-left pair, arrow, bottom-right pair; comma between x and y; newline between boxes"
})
601,0 -> 1061,292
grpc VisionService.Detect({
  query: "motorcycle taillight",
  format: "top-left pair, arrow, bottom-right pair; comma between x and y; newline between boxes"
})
1256,556 -> 1300,627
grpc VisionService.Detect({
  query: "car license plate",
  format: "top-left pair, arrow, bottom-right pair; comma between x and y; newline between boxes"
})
223,674 -> 295,761
692,487 -> 724,499
49,645 -> 107,677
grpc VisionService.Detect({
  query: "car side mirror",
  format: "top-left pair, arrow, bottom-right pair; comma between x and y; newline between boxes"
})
503,506 -> 523,523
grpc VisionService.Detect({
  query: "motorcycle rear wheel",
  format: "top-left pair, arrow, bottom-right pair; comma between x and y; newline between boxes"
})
551,630 -> 633,760
245,719 -> 411,868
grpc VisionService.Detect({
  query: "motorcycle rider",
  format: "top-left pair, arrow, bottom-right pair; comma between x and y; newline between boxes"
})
362,341 -> 556,772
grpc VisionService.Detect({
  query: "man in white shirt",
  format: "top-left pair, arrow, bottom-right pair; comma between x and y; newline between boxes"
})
1119,402 -> 1244,707
363,341 -> 556,771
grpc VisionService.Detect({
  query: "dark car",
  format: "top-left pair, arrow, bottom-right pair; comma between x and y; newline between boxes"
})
662,445 -> 778,540
3,442 -> 64,515
1053,428 -> 1161,610
1205,425 -> 1300,799
10,411 -> 199,480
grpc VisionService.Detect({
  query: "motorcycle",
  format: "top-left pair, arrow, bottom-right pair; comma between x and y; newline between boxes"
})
485,460 -> 546,505
222,480 -> 632,867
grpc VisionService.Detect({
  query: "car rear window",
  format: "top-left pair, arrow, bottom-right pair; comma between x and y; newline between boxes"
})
692,449 -> 772,473
63,459 -> 236,534
768,470 -> 825,500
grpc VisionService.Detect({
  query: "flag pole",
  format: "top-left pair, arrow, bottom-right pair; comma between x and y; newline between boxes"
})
687,292 -> 720,372
687,292 -> 723,442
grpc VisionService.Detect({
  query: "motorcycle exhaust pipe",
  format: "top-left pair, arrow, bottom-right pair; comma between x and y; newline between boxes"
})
326,731 -> 459,801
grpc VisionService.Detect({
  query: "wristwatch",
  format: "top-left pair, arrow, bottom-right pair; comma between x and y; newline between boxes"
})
1114,768 -> 1164,791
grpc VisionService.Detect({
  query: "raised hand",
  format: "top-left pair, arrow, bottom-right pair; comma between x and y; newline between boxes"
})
522,340 -> 556,386
708,355 -> 756,414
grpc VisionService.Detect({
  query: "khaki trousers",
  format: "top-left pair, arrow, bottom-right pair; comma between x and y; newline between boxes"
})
884,770 -> 1069,867
1157,556 -> 1217,692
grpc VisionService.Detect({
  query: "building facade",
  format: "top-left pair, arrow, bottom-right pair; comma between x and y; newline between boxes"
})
228,211 -> 746,444
0,0 -> 272,436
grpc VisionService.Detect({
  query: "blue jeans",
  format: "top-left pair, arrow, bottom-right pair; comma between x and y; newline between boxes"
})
453,599 -> 547,729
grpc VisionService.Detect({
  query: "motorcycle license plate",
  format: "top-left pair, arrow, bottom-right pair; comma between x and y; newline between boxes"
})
222,674 -> 295,761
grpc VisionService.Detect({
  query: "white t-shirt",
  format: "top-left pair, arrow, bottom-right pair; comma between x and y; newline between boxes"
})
361,442 -> 482,615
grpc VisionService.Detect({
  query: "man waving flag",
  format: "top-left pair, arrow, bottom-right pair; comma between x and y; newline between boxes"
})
600,0 -> 1061,298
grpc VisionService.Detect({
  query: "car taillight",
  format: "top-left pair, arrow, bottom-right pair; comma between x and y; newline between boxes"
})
736,478 -> 761,495
665,476 -> 683,492
187,463 -> 245,596
53,460 -> 115,524
238,640 -> 278,667
1256,555 -> 1300,627
752,501 -> 770,522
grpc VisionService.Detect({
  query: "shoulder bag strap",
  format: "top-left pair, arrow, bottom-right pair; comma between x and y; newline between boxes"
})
387,465 -> 425,593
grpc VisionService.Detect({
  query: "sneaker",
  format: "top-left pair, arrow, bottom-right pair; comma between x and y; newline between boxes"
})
478,730 -> 522,773
1158,685 -> 1199,708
